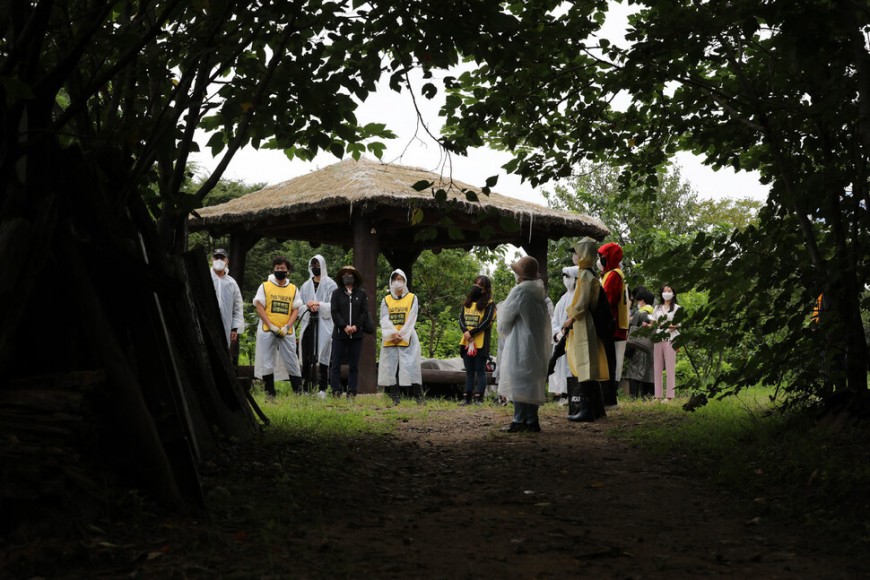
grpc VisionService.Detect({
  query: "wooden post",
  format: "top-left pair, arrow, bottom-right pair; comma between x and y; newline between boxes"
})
383,247 -> 422,289
229,231 -> 260,293
353,212 -> 379,394
522,234 -> 549,290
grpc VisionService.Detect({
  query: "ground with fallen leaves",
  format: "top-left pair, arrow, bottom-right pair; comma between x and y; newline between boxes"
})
2,398 -> 865,579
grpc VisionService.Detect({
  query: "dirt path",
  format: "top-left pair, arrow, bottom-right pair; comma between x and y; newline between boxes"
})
4,399 -> 863,579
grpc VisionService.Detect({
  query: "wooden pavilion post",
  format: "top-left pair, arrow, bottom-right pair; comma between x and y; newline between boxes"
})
353,212 -> 379,394
383,247 -> 423,290
228,231 -> 261,293
522,234 -> 549,290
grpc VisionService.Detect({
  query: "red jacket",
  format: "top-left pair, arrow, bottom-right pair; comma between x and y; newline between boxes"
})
598,242 -> 629,341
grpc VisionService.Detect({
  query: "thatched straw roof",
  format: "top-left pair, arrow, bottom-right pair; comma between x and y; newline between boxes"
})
189,157 -> 609,244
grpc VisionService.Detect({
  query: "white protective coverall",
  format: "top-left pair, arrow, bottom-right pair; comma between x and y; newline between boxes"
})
497,278 -> 552,405
298,255 -> 338,366
211,268 -> 245,348
548,266 -> 579,395
253,274 -> 304,380
377,269 -> 422,386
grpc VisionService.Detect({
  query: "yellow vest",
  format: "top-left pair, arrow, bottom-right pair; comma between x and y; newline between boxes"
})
384,293 -> 415,347
602,269 -> 629,331
460,301 -> 493,349
261,280 -> 297,333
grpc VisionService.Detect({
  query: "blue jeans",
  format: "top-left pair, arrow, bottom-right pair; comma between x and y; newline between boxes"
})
461,347 -> 488,395
513,401 -> 539,425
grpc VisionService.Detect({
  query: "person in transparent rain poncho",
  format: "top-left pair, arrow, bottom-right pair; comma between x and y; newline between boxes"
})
548,265 -> 579,405
298,255 -> 338,397
378,269 -> 423,405
209,248 -> 245,353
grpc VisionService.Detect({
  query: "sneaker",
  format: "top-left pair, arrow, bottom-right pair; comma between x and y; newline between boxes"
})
317,390 -> 327,399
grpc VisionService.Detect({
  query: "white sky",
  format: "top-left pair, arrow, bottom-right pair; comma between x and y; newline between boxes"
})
191,3 -> 769,206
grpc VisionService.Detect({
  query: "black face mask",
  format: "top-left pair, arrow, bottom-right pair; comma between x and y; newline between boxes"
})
311,267 -> 321,276
470,286 -> 483,299
274,270 -> 288,280
342,275 -> 355,286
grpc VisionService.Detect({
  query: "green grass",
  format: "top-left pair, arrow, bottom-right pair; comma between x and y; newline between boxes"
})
611,389 -> 870,555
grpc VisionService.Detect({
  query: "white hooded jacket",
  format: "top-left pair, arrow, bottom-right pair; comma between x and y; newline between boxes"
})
298,255 -> 338,365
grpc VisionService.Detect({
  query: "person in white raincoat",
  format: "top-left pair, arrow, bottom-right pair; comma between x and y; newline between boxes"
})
548,265 -> 579,401
377,269 -> 423,404
497,256 -> 552,433
298,255 -> 338,394
210,248 -> 245,351
253,256 -> 304,399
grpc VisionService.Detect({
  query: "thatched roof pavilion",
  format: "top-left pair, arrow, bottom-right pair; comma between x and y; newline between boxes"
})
188,157 -> 609,392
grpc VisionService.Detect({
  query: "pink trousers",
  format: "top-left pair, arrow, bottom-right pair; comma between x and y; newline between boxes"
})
653,340 -> 677,399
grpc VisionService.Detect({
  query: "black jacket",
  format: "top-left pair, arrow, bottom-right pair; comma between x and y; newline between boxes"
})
330,286 -> 374,340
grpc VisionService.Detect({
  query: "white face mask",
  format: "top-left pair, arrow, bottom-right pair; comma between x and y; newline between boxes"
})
515,274 -> 522,284
571,253 -> 579,266
212,259 -> 226,272
563,275 -> 575,291
390,281 -> 405,294
662,292 -> 674,301
596,258 -> 604,272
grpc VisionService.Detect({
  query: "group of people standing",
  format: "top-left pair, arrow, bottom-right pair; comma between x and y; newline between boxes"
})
207,241 -> 682,424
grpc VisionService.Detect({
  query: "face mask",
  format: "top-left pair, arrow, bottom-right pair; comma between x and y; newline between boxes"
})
470,286 -> 483,299
571,253 -> 579,266
515,274 -> 522,284
342,275 -> 355,286
391,281 -> 405,294
311,266 -> 321,276
563,276 -> 575,291
273,270 -> 288,280
596,257 -> 604,272
212,259 -> 226,272
662,292 -> 674,301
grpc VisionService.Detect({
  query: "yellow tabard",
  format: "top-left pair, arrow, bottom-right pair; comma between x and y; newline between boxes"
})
384,293 -> 414,347
459,301 -> 493,349
261,280 -> 297,333
602,269 -> 629,331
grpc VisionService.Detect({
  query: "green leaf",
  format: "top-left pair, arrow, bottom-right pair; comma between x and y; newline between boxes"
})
411,180 -> 433,191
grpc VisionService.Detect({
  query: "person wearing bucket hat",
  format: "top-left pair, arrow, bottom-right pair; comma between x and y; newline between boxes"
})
329,265 -> 374,398
497,256 -> 551,433
210,248 -> 245,351
253,256 -> 304,400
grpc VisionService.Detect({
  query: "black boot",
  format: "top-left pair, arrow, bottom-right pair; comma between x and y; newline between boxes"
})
263,373 -> 276,400
472,392 -> 484,405
460,392 -> 472,406
412,384 -> 425,405
567,380 -> 595,422
290,375 -> 303,394
629,379 -> 640,400
591,382 -> 607,418
389,384 -> 401,405
603,379 -> 618,406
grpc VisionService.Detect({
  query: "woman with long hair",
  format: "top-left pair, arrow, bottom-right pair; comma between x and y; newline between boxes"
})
652,285 -> 681,401
458,275 -> 496,405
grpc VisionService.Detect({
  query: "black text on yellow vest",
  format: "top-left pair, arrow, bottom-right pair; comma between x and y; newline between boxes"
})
384,293 -> 414,347
460,301 -> 492,349
262,280 -> 297,333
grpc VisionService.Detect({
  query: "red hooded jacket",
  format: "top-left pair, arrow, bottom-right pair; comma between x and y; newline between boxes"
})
598,242 -> 629,341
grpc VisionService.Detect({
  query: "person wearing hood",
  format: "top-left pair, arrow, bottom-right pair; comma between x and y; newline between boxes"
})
253,256 -> 304,399
548,265 -> 579,403
459,275 -> 496,405
329,265 -> 374,398
562,238 -> 610,422
597,241 -> 630,406
378,269 -> 423,404
210,248 -> 245,352
298,255 -> 338,395
498,256 -> 552,433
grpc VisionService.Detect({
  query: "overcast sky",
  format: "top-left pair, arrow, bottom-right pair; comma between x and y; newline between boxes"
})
191,4 -> 769,206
